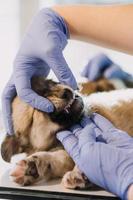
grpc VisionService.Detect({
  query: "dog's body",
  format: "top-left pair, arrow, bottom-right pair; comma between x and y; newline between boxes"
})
2,77 -> 86,188
1,77 -> 133,188
82,88 -> 133,136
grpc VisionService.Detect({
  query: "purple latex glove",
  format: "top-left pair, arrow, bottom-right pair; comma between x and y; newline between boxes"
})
57,114 -> 133,199
2,8 -> 77,135
81,53 -> 133,81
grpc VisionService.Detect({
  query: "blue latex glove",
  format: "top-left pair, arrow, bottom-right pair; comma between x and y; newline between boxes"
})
2,8 -> 77,135
57,114 -> 133,199
81,53 -> 133,81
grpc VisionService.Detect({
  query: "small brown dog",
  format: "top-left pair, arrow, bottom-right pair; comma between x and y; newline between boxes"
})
1,77 -> 133,189
1,76 -> 86,188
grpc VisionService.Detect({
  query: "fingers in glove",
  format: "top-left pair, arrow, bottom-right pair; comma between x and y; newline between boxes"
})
92,113 -> 133,147
14,74 -> 54,112
56,130 -> 79,163
81,53 -> 112,81
45,45 -> 77,90
2,77 -> 16,134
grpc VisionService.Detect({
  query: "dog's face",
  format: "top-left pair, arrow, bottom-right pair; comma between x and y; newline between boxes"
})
32,77 -> 84,128
1,77 -> 84,163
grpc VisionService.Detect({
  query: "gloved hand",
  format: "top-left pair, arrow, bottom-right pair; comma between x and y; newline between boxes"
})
2,8 -> 77,135
57,114 -> 133,199
81,53 -> 133,81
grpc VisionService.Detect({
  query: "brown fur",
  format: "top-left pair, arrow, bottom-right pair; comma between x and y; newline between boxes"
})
1,77 -> 133,188
1,77 -> 86,188
79,78 -> 115,95
91,101 -> 133,136
2,77 -> 83,161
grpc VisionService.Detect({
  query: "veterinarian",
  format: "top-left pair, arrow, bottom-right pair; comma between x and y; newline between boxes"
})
2,4 -> 133,200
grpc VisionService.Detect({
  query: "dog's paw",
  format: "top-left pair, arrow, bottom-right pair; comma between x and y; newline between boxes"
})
62,170 -> 86,189
10,156 -> 39,186
10,152 -> 53,186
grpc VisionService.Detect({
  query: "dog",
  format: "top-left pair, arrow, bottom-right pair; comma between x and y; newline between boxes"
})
1,76 -> 133,189
1,76 -> 87,188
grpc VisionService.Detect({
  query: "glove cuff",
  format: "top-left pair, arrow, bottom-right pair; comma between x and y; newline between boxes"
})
49,8 -> 70,39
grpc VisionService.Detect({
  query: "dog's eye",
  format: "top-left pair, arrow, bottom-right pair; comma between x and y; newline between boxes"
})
61,89 -> 73,100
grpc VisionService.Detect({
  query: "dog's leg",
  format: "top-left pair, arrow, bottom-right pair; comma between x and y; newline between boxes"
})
61,166 -> 89,189
1,96 -> 34,162
1,135 -> 21,162
11,150 -> 74,186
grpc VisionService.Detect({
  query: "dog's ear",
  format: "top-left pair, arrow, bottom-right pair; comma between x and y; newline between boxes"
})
31,76 -> 57,97
1,135 -> 20,162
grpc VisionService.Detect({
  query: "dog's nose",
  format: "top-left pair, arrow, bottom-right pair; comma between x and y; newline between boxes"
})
62,88 -> 73,100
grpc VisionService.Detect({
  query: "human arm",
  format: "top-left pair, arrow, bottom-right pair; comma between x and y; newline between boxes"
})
56,114 -> 133,199
53,5 -> 133,81
53,4 -> 133,55
127,185 -> 133,200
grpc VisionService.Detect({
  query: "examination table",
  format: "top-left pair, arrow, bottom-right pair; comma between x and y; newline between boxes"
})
0,168 -> 120,200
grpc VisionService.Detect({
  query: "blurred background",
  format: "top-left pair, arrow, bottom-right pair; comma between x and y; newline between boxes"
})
0,0 -> 133,130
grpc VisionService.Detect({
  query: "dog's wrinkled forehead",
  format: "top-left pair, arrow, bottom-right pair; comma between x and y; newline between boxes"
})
31,77 -> 62,97
31,76 -> 70,97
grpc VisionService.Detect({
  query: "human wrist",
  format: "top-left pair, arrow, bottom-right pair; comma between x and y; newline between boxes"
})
126,184 -> 133,200
51,7 -> 70,39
